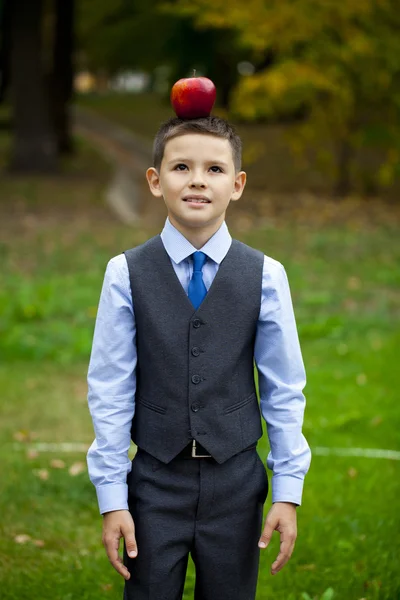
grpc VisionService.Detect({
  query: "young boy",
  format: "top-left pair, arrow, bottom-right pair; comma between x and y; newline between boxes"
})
87,116 -> 311,600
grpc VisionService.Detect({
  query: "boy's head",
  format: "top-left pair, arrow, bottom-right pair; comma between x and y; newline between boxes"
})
146,116 -> 246,240
152,116 -> 242,173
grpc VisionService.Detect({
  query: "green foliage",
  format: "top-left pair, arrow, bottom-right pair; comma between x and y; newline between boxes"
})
77,0 -> 245,100
165,0 -> 400,194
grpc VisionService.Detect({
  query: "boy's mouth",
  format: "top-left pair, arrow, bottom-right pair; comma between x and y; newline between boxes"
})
183,195 -> 211,204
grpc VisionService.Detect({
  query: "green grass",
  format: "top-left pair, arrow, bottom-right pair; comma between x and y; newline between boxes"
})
1,134 -> 400,599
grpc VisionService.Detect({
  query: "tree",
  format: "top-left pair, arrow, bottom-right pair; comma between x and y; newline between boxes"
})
165,0 -> 400,196
9,0 -> 57,172
0,0 -> 11,104
77,0 -> 246,107
50,0 -> 75,154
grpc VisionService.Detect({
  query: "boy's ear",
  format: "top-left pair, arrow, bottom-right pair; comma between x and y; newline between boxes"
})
146,167 -> 163,197
231,170 -> 247,201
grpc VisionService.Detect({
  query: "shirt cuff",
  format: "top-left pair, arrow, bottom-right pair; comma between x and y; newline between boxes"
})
271,474 -> 304,506
96,483 -> 129,515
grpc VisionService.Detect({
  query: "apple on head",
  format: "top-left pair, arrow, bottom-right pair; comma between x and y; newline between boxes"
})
170,72 -> 216,119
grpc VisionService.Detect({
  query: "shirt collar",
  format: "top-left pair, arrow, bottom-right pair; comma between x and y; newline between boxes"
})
160,217 -> 232,265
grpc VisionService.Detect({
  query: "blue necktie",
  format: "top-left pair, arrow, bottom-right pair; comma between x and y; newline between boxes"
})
188,252 -> 207,309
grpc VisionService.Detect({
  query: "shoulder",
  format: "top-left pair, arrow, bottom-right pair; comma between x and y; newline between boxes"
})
262,254 -> 286,279
103,253 -> 130,290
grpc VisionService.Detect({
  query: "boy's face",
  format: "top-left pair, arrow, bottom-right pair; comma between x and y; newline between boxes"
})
146,133 -> 246,237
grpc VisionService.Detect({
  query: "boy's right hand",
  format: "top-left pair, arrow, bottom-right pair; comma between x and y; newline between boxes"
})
102,509 -> 138,580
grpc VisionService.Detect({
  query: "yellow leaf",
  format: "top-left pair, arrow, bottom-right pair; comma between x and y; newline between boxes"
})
69,462 -> 86,476
14,534 -> 31,544
33,469 -> 49,481
27,449 -> 39,460
50,459 -> 66,469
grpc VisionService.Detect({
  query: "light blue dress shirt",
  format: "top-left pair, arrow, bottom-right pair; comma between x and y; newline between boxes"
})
87,218 -> 311,514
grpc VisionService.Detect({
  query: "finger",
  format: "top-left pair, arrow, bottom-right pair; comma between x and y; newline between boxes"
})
258,517 -> 276,549
271,533 -> 296,575
123,523 -> 138,559
110,553 -> 132,580
104,534 -> 131,580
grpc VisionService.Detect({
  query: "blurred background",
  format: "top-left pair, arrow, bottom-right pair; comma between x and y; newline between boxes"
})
0,1 -> 399,599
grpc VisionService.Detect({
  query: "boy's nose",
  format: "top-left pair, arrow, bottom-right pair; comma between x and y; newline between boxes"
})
189,178 -> 207,189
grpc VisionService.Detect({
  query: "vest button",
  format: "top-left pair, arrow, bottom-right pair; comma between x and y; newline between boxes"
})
191,374 -> 201,384
191,402 -> 200,412
191,347 -> 200,357
193,319 -> 201,328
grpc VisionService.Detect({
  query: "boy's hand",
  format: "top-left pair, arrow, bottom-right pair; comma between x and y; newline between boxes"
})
102,509 -> 138,580
258,501 -> 297,575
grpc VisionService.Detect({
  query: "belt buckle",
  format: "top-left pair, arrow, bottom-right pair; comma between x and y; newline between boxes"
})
191,439 -> 211,458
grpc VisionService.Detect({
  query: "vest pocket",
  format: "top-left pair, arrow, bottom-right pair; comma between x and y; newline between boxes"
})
223,392 -> 256,414
136,396 -> 167,414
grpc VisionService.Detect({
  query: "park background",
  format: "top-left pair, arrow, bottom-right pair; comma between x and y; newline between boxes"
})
0,1 -> 399,599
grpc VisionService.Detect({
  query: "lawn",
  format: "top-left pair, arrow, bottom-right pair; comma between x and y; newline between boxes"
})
0,129 -> 399,599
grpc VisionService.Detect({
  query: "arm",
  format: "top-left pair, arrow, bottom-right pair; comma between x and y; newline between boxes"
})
254,257 -> 311,574
86,254 -> 138,579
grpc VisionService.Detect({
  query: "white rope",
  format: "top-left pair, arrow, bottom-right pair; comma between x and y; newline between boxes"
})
312,446 -> 400,460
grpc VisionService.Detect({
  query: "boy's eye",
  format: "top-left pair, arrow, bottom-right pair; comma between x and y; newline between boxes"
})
175,163 -> 187,171
210,165 -> 223,173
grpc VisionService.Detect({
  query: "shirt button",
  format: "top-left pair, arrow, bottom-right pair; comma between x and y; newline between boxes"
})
191,374 -> 201,384
191,347 -> 200,357
191,403 -> 200,412
193,319 -> 201,328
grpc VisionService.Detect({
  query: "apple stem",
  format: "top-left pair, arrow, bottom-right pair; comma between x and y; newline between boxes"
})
193,69 -> 196,77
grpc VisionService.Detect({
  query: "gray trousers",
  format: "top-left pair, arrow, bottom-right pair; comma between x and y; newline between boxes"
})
123,446 -> 269,600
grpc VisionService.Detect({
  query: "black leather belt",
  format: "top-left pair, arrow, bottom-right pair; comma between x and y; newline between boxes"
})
179,440 -> 257,459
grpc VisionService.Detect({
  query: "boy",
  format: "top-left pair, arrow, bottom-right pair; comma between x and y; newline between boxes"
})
87,116 -> 311,600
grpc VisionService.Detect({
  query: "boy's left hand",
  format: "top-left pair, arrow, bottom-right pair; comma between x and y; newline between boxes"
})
258,501 -> 297,575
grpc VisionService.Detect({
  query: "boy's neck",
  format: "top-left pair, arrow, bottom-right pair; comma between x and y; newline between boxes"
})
168,215 -> 225,250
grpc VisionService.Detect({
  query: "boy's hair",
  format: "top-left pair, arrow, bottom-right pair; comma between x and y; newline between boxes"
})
153,116 -> 242,172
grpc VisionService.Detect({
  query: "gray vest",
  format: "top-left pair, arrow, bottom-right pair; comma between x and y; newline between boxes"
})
124,235 -> 264,464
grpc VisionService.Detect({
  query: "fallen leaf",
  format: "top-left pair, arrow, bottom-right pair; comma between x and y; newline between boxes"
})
69,462 -> 86,476
14,430 -> 38,442
370,415 -> 382,427
27,449 -> 39,459
14,534 -> 31,544
33,469 -> 49,481
348,467 -> 358,478
13,430 -> 29,442
101,583 -> 113,592
32,539 -> 45,547
50,459 -> 66,469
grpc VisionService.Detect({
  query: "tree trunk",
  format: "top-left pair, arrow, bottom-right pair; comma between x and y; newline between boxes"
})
9,0 -> 57,172
51,0 -> 74,154
0,0 -> 12,103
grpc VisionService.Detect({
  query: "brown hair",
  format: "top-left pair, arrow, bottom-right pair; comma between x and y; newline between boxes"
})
152,116 -> 242,172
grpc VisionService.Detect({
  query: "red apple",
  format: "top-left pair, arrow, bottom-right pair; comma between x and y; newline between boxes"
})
170,75 -> 216,119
